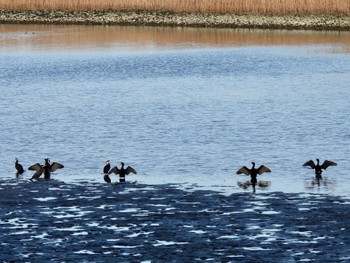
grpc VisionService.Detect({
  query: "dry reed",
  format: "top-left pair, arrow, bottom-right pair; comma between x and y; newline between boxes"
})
0,0 -> 350,15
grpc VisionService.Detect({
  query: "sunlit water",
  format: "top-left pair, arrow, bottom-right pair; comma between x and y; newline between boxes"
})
1,25 -> 349,195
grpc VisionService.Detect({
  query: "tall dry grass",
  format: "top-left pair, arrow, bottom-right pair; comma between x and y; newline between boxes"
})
0,0 -> 350,14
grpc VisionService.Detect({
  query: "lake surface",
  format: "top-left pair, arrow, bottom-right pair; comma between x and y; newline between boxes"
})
1,24 -> 350,195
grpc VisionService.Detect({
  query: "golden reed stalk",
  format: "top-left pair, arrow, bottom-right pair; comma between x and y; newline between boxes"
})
0,0 -> 350,14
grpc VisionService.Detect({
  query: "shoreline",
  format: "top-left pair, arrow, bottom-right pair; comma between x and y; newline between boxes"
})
1,10 -> 350,30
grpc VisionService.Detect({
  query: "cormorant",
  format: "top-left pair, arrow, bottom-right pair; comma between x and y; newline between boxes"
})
236,162 -> 271,193
109,162 -> 137,183
29,158 -> 64,181
103,160 -> 111,183
103,160 -> 111,174
303,159 -> 337,178
15,158 -> 25,177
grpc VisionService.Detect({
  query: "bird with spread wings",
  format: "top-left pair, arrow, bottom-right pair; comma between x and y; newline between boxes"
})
108,162 -> 137,183
303,159 -> 337,177
236,162 -> 271,193
29,158 -> 64,181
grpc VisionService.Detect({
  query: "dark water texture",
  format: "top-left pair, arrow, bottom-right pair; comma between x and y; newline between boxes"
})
1,180 -> 350,262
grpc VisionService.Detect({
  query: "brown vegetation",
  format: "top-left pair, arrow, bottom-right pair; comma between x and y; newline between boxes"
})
0,0 -> 350,15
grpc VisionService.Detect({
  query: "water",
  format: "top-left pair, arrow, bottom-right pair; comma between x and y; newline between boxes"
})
1,25 -> 350,195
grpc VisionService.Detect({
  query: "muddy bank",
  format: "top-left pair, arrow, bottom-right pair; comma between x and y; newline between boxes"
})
0,179 -> 349,262
1,10 -> 350,30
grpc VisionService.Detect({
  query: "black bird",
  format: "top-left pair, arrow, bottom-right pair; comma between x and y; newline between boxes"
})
109,162 -> 137,183
303,159 -> 337,178
236,162 -> 271,193
103,160 -> 111,174
15,158 -> 25,177
29,158 -> 64,181
103,160 -> 111,183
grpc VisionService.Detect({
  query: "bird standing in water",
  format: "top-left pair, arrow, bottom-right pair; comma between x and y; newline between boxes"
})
103,160 -> 111,183
109,162 -> 137,183
236,162 -> 271,193
15,158 -> 25,177
29,158 -> 64,181
303,159 -> 337,179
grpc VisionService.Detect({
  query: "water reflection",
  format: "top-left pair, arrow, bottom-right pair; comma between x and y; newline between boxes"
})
304,176 -> 337,192
1,24 -> 350,52
237,180 -> 271,193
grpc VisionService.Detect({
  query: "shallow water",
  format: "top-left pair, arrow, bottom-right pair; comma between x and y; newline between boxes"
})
1,25 -> 350,195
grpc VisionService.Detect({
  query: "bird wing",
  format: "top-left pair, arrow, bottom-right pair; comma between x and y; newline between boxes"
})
31,170 -> 44,180
50,162 -> 64,172
28,163 -> 44,172
321,160 -> 337,170
257,165 -> 271,175
303,160 -> 316,169
126,166 -> 137,175
108,166 -> 120,175
236,166 -> 250,175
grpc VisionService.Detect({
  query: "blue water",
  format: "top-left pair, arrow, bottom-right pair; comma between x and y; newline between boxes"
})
1,27 -> 350,195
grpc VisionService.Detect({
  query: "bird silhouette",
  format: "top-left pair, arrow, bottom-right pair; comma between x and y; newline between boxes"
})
103,160 -> 111,183
29,158 -> 64,181
108,162 -> 137,183
15,158 -> 25,177
303,159 -> 337,179
236,162 -> 271,193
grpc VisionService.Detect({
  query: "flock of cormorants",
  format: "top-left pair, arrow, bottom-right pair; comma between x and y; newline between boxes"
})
14,158 -> 337,192
102,160 -> 137,183
236,159 -> 337,192
15,158 -> 64,181
14,158 -> 137,184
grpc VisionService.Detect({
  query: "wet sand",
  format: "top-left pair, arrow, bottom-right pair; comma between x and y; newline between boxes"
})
1,10 -> 350,31
1,179 -> 349,262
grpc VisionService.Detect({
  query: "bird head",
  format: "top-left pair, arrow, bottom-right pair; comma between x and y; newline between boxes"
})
120,162 -> 124,166
251,162 -> 255,167
316,159 -> 320,164
106,160 -> 110,164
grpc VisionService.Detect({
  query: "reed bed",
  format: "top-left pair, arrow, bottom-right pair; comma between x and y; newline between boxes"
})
1,0 -> 350,15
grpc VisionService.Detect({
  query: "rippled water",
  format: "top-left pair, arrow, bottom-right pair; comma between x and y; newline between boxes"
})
1,25 -> 350,195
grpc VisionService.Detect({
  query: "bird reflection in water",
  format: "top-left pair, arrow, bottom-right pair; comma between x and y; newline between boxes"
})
237,180 -> 271,192
304,176 -> 336,191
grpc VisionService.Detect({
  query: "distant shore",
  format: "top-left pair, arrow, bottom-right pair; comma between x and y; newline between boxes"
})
1,10 -> 350,30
